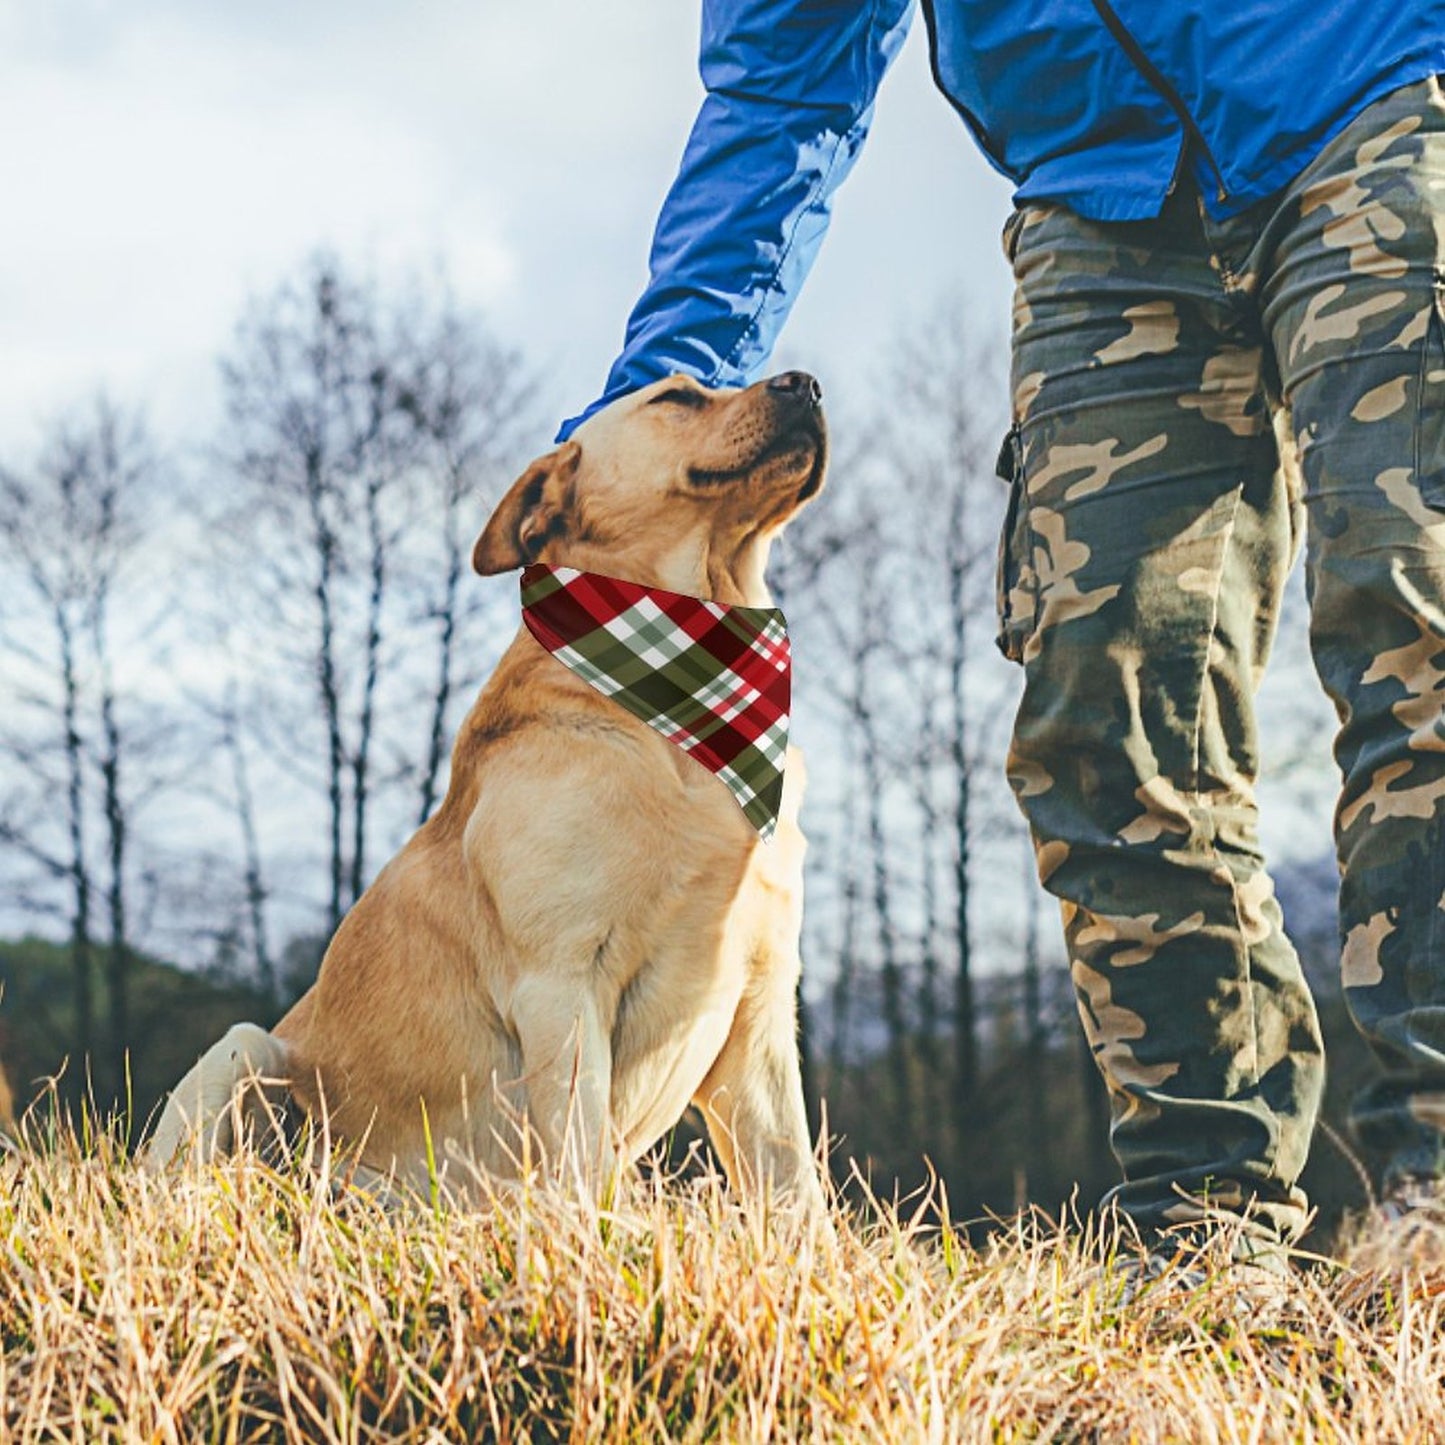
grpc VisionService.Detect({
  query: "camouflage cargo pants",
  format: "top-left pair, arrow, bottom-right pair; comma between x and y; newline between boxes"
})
1000,75 -> 1445,1241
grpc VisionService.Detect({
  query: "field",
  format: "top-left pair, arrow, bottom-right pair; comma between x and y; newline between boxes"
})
3,1126 -> 1444,1444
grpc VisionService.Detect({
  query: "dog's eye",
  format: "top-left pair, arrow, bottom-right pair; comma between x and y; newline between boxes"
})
649,386 -> 706,409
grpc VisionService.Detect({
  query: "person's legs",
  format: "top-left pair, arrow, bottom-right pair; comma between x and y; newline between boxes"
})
1002,192 -> 1324,1243
1261,76 -> 1445,1187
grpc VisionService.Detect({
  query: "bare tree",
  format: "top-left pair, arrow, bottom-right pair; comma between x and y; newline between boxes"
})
220,681 -> 276,1003
211,255 -> 541,957
854,585 -> 913,1139
218,260 -> 419,933
944,475 -> 981,1106
875,315 -> 1009,1126
793,479 -> 918,1142
395,300 -> 539,825
75,409 -> 155,1092
774,307 -> 1025,1178
0,399 -> 160,1097
825,744 -> 864,1080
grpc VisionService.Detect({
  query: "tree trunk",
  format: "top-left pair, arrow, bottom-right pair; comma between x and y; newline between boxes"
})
417,504 -> 463,827
827,764 -> 862,1082
946,490 -> 978,1110
57,610 -> 92,1102
223,687 -> 276,1005
857,672 -> 912,1145
349,471 -> 387,905
95,624 -> 128,1101
913,686 -> 943,1127
305,452 -> 346,936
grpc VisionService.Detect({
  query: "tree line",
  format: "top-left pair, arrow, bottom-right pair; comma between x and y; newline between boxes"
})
0,257 -> 1368,1232
1,259 -> 537,1102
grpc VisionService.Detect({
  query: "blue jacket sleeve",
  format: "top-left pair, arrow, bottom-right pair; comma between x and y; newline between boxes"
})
557,0 -> 915,440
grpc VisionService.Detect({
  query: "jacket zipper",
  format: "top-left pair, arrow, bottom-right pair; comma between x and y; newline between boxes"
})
1088,0 -> 1230,204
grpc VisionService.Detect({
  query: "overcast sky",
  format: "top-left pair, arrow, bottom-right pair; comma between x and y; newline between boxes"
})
0,0 -> 1340,884
0,0 -> 1016,450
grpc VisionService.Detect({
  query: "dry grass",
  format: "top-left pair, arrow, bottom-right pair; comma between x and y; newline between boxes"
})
3,1122 -> 1445,1444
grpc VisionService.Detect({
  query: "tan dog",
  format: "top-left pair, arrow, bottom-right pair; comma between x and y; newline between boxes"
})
147,371 -> 828,1212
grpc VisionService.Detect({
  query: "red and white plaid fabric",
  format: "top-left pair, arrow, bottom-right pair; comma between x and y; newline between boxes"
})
520,563 -> 790,840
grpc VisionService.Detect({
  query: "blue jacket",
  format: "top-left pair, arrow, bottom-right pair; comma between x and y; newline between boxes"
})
560,0 -> 1445,438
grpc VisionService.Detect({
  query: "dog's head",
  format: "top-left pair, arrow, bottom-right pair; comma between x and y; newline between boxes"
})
472,371 -> 827,604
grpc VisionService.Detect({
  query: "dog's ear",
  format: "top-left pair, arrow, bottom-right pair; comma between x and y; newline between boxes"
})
472,442 -> 582,576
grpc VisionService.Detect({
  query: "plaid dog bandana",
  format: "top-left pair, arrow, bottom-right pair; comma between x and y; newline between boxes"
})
520,563 -> 790,840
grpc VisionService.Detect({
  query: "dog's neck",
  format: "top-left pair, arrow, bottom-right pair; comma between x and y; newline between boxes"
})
702,538 -> 775,608
553,534 -> 777,609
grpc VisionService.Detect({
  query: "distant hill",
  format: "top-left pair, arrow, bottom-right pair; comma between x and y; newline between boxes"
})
0,936 -> 277,1142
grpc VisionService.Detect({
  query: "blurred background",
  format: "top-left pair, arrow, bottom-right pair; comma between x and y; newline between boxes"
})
0,1 -> 1373,1238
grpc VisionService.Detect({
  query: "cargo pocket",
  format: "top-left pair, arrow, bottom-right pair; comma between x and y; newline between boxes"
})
994,425 -> 1038,664
1414,270 -> 1445,509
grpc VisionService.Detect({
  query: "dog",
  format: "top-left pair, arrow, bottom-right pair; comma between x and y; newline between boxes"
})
146,370 -> 828,1213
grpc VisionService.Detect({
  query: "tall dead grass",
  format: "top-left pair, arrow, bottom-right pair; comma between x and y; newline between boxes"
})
3,1119 -> 1444,1443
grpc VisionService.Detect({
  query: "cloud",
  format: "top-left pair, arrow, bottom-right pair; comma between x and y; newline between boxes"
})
0,2 -> 1013,446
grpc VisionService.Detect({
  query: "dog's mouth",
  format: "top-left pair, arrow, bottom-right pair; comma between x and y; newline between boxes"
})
795,430 -> 828,502
686,418 -> 827,497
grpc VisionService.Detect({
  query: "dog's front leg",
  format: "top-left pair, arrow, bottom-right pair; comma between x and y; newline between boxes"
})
508,977 -> 617,1197
694,972 -> 825,1220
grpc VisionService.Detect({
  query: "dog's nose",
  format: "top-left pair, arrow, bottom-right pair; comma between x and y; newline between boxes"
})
766,371 -> 822,407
